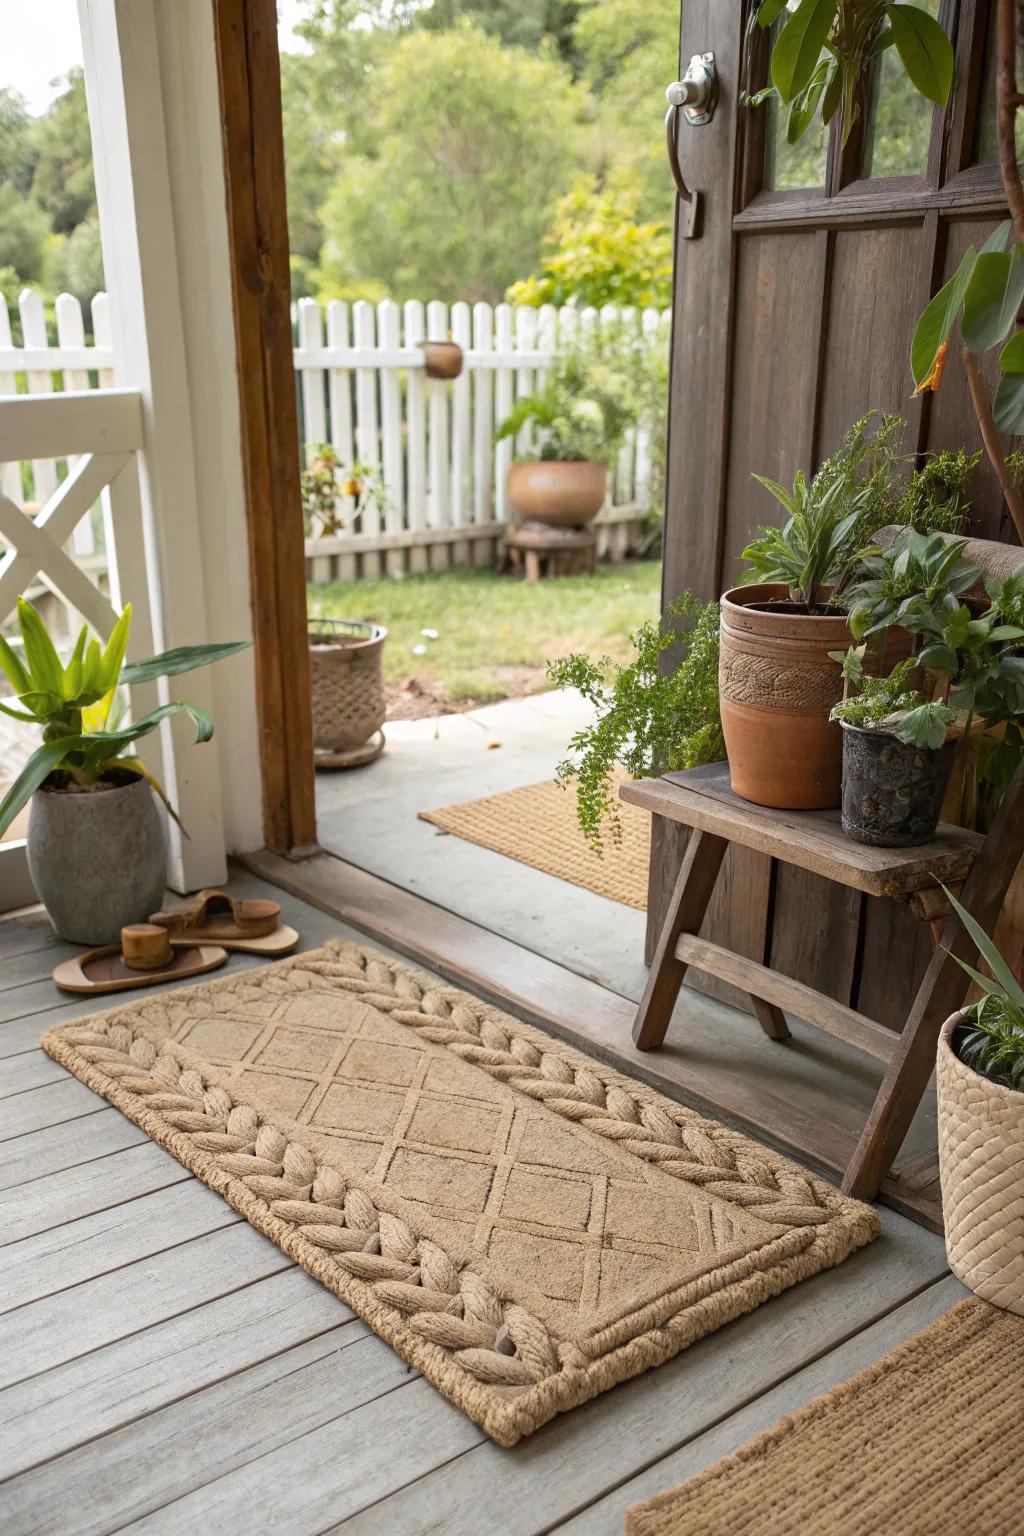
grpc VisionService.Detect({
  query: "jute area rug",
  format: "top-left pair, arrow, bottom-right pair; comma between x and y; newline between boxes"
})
419,769 -> 650,910
627,1297 -> 1024,1535
44,942 -> 877,1446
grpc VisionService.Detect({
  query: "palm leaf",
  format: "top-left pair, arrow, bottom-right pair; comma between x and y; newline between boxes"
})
942,882 -> 1024,1013
0,737 -> 80,838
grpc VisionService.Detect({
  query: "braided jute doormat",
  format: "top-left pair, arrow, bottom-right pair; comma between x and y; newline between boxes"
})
419,770 -> 650,910
43,942 -> 877,1446
627,1296 -> 1024,1535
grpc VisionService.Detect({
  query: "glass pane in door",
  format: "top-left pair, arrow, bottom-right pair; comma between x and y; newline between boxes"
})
861,0 -> 940,178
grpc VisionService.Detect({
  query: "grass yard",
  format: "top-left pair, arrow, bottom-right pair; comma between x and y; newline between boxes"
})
309,561 -> 660,714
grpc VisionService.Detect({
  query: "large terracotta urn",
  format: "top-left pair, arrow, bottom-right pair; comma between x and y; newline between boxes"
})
507,460 -> 606,528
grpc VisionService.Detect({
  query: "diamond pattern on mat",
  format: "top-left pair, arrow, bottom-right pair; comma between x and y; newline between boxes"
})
165,982 -> 774,1330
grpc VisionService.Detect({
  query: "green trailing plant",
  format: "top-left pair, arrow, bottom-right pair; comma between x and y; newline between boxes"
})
547,591 -> 723,851
301,444 -> 388,539
0,599 -> 249,836
943,883 -> 1024,1092
747,0 -> 954,152
830,653 -> 955,749
495,330 -> 638,464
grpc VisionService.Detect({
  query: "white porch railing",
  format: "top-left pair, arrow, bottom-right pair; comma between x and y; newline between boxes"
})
295,297 -> 669,579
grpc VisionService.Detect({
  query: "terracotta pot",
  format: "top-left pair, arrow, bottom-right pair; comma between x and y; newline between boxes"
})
423,340 -> 463,380
506,460 -> 606,529
938,1014 -> 1024,1314
308,619 -> 387,753
719,584 -> 910,811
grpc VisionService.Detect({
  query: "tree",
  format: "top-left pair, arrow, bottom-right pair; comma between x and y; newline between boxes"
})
30,70 -> 96,236
507,172 -> 672,310
0,89 -> 38,197
47,217 -> 105,304
314,24 -> 587,303
0,183 -> 48,286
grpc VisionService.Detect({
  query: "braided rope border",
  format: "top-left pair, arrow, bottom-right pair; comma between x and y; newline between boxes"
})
43,941 -> 879,1445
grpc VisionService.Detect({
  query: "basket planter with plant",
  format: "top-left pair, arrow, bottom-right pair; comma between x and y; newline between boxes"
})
0,599 -> 247,944
307,618 -> 388,768
936,886 -> 1024,1315
834,531 -> 1024,846
726,416 -> 976,810
495,332 -> 638,530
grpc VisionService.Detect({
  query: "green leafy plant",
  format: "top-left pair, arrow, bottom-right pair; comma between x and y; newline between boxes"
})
943,884 -> 1024,1092
547,592 -> 723,850
748,0 -> 954,152
830,653 -> 955,749
495,330 -> 639,464
0,599 -> 249,836
301,444 -> 388,539
741,467 -> 866,607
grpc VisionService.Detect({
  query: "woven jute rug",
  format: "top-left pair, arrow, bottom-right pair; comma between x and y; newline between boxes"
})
43,942 -> 877,1446
419,769 -> 650,909
627,1296 -> 1024,1535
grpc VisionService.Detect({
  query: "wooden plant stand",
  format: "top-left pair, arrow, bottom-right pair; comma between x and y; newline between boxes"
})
504,522 -> 598,581
624,760 -> 1024,1201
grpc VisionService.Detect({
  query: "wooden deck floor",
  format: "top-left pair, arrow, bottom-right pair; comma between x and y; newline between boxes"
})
0,872 -> 960,1535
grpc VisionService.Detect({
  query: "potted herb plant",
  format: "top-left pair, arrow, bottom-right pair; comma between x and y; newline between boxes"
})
830,656 -> 958,846
547,591 -> 724,850
0,598 -> 247,944
936,887 -> 1024,1315
495,334 -> 635,528
724,417 -> 976,810
839,530 -> 1024,841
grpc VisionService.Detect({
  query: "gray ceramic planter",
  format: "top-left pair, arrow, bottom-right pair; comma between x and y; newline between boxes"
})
840,723 -> 956,848
27,775 -> 167,944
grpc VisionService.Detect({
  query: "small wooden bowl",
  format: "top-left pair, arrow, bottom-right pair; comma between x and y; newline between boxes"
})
121,923 -> 173,971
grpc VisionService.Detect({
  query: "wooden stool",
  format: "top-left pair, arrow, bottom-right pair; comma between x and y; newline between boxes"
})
505,522 -> 598,581
623,760 -> 1024,1200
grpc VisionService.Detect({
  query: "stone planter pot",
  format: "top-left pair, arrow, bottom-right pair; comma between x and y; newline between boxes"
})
506,460 -> 606,529
27,774 -> 167,945
938,1014 -> 1024,1314
840,723 -> 957,847
719,584 -> 910,810
309,619 -> 387,762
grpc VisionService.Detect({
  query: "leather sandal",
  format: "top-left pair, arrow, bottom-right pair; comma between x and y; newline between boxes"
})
149,889 -> 281,941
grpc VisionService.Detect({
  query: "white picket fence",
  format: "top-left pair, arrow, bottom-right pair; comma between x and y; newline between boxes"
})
295,297 -> 668,578
0,289 -> 668,589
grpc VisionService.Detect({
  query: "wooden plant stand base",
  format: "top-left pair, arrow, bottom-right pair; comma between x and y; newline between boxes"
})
504,522 -> 598,581
624,760 -> 1024,1201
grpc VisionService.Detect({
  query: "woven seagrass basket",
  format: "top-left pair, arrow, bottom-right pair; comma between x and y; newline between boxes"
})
308,619 -> 387,755
937,1014 -> 1024,1315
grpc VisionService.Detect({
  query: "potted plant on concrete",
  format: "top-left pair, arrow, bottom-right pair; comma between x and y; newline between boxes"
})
0,598 -> 247,944
495,334 -> 635,528
936,886 -> 1024,1315
547,591 -> 724,850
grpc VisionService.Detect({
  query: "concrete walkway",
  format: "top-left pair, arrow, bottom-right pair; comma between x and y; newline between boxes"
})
314,689 -> 653,1001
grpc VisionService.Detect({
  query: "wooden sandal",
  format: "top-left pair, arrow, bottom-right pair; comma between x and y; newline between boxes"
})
53,923 -> 228,995
149,889 -> 281,941
165,925 -> 300,957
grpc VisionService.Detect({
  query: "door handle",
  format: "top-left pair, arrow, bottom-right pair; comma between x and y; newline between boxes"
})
665,52 -> 718,239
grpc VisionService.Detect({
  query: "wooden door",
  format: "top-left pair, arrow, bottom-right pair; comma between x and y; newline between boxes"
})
654,0 -> 1013,1028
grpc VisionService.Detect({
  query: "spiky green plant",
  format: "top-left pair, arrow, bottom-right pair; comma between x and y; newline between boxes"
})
944,884 -> 1024,1092
0,599 -> 248,836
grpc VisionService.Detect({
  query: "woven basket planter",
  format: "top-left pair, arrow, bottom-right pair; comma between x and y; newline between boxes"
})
937,1014 -> 1024,1315
308,620 -> 387,758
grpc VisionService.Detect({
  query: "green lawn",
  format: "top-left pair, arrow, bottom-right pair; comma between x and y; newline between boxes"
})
308,562 -> 661,707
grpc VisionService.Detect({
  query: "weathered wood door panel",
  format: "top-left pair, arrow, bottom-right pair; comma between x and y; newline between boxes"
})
656,0 -> 1014,1028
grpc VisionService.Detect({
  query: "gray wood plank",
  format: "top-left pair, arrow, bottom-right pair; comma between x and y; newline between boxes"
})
0,1109 -> 148,1192
0,909 -> 57,962
1,1327 -> 413,1536
0,1052 -> 66,1097
0,1267 -> 351,1481
553,1276 -> 968,1535
1,1179 -> 241,1312
0,1005 -> 88,1060
0,1078 -> 106,1142
0,1141 -> 190,1246
0,943 -> 79,993
320,1211 -> 948,1536
0,1222 -> 292,1389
